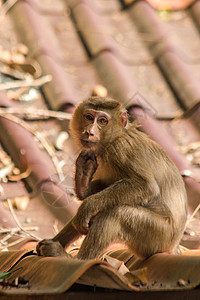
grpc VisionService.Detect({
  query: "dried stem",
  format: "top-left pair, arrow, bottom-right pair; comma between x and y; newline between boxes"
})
0,64 -> 30,80
6,198 -> 41,241
0,107 -> 72,121
0,74 -> 52,90
184,203 -> 200,230
0,237 -> 28,250
0,226 -> 39,234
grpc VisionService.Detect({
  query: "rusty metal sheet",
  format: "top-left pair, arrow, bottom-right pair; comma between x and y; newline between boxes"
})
102,249 -> 200,291
0,250 -> 29,273
129,252 -> 200,291
0,251 -> 134,294
1,249 -> 200,294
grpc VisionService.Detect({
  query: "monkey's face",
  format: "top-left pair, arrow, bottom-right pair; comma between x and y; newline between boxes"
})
80,109 -> 111,150
70,97 -> 128,152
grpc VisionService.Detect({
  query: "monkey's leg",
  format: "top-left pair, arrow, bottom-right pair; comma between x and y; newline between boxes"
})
76,206 -> 176,260
77,209 -> 121,260
120,206 -> 176,258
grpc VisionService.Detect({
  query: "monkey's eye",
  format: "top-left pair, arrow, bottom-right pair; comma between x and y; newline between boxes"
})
84,114 -> 94,121
98,117 -> 108,126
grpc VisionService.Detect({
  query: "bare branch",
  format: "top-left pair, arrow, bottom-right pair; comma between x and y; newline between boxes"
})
0,74 -> 52,90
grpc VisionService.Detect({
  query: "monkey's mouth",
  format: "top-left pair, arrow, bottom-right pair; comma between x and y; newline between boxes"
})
81,139 -> 97,148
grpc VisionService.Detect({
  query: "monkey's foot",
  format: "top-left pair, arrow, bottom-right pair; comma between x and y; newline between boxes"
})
36,239 -> 72,258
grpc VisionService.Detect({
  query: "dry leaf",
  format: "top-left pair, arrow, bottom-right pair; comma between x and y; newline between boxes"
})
16,43 -> 29,56
0,47 -> 25,64
103,254 -> 129,275
125,267 -> 148,285
14,196 -> 30,211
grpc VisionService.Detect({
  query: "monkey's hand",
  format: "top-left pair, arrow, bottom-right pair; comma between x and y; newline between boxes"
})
36,239 -> 72,258
76,150 -> 98,180
72,200 -> 98,235
75,151 -> 98,200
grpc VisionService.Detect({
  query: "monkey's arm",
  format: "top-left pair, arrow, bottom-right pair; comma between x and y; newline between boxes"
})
86,180 -> 108,196
52,218 -> 81,247
73,177 -> 161,235
38,179 -> 140,250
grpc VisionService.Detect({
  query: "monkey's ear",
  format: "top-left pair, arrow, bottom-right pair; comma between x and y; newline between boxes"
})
121,112 -> 127,127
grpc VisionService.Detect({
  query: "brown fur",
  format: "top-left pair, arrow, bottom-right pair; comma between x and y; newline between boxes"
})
37,96 -> 187,260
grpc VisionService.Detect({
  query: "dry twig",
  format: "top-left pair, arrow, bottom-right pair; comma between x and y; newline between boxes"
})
0,74 -> 52,91
0,64 -> 31,80
0,227 -> 38,234
6,198 -> 41,241
184,203 -> 200,231
0,107 -> 72,120
0,237 -> 28,250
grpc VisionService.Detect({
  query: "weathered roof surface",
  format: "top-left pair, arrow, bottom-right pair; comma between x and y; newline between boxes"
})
1,0 -> 200,298
2,248 -> 200,296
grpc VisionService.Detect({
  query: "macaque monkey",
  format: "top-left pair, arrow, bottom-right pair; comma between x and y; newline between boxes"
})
37,96 -> 187,260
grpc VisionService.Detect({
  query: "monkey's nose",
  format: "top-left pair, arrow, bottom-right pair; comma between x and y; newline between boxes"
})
83,130 -> 94,138
87,123 -> 96,137
86,127 -> 95,136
